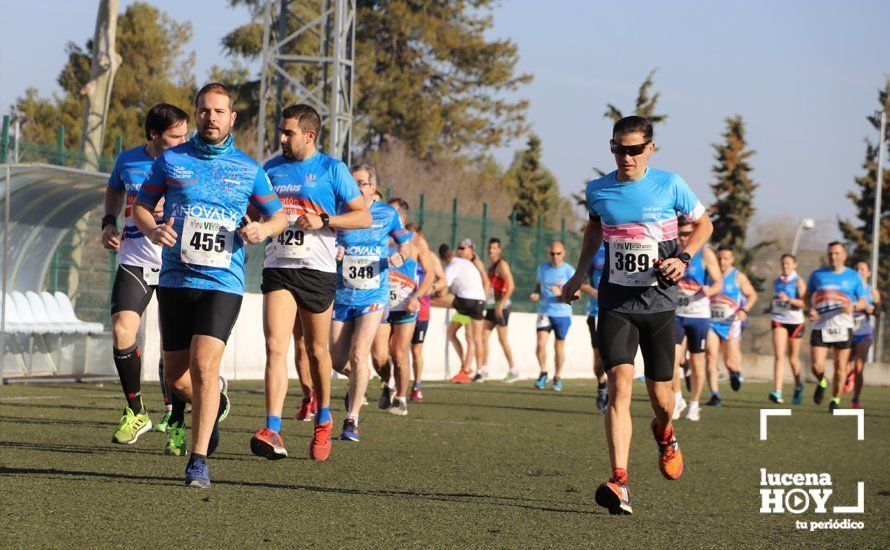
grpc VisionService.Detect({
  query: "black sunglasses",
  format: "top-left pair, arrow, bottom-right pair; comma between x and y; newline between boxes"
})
610,140 -> 651,157
549,251 -> 563,256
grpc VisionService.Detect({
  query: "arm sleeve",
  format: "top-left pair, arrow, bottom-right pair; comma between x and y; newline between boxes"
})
331,161 -> 361,210
135,155 -> 168,207
672,175 -> 706,221
249,168 -> 283,216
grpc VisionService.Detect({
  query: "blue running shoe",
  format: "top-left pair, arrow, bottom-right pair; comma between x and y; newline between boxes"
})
706,394 -> 722,407
730,372 -> 742,392
534,373 -> 548,390
551,378 -> 563,392
185,459 -> 210,488
596,387 -> 609,414
792,383 -> 804,405
769,390 -> 783,404
340,418 -> 360,442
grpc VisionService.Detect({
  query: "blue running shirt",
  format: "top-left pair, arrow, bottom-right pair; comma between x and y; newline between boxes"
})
108,146 -> 163,269
709,268 -> 740,324
677,249 -> 710,319
587,245 -> 606,317
585,168 -> 706,314
537,262 -> 576,317
335,200 -> 411,307
389,245 -> 419,312
136,135 -> 282,295
807,267 -> 865,332
771,272 -> 805,324
263,152 -> 361,274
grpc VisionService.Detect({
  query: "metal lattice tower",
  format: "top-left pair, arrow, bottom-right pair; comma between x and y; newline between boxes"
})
256,0 -> 356,163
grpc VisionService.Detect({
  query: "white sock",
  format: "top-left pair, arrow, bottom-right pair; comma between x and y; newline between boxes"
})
675,391 -> 683,403
690,401 -> 699,409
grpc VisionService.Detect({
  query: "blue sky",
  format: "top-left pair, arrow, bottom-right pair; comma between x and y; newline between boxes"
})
1,0 -> 888,239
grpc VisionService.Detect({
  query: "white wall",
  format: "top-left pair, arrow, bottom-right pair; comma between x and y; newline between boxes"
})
142,293 -> 644,381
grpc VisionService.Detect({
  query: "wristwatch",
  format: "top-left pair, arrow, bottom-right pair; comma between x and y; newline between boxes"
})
678,251 -> 692,265
319,213 -> 330,228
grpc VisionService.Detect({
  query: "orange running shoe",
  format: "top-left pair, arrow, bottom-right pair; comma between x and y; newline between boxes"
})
451,370 -> 473,384
594,481 -> 633,515
309,419 -> 333,461
295,398 -> 314,421
250,427 -> 288,460
410,387 -> 424,402
843,371 -> 855,393
650,418 -> 684,480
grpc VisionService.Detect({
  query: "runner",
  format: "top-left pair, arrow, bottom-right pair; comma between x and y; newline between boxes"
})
371,198 -> 434,416
457,238 -> 490,380
531,241 -> 576,392
580,243 -> 608,411
482,238 -> 519,382
103,103 -> 189,445
432,244 -> 486,382
407,223 -> 447,401
805,242 -> 868,411
249,103 -> 370,462
846,260 -> 881,408
323,166 -> 411,442
704,245 -> 757,404
672,219 -> 722,421
561,115 -> 712,514
134,83 -> 287,487
769,254 -> 807,405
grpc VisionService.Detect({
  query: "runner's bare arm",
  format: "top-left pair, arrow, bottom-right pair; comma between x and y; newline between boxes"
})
701,246 -> 723,296
499,260 -> 516,305
660,215 -> 714,281
332,196 -> 372,229
133,201 -> 177,247
562,219 -> 602,302
789,277 -> 807,309
102,187 -> 126,249
239,211 -> 288,244
735,272 -> 758,320
415,242 -> 436,298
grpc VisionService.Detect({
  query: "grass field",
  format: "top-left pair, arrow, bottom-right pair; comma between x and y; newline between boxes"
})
1,378 -> 888,548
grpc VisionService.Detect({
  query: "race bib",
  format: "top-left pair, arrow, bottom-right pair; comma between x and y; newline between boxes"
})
536,313 -> 551,329
853,315 -> 868,333
180,217 -> 234,268
143,267 -> 160,286
343,255 -> 380,290
389,282 -> 399,305
678,294 -> 691,308
609,238 -> 657,287
270,226 -> 315,260
771,297 -> 795,316
711,302 -> 736,321
822,327 -> 848,343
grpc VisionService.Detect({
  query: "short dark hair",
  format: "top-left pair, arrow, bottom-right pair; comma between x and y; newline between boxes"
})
406,222 -> 423,233
717,244 -> 734,253
282,104 -> 321,137
144,103 -> 189,141
780,253 -> 797,262
388,197 -> 410,212
488,237 -> 501,246
613,115 -> 653,141
827,241 -> 845,250
439,243 -> 454,260
195,82 -> 234,110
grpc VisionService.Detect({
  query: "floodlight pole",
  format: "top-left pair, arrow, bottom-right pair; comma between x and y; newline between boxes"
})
1,165 -> 9,385
870,110 -> 886,364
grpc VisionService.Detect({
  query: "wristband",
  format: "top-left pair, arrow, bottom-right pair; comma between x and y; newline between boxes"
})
101,215 -> 117,230
320,213 -> 330,228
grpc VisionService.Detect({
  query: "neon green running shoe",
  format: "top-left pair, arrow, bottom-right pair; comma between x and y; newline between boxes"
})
218,377 -> 230,423
153,410 -> 172,432
112,407 -> 153,445
165,421 -> 187,456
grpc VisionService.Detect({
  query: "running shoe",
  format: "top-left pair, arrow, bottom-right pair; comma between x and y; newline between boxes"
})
706,394 -> 722,407
594,481 -> 633,515
551,378 -> 563,392
683,368 -> 691,392
218,375 -> 228,395
792,383 -> 804,405
218,391 -> 230,423
686,403 -> 700,422
389,398 -> 408,416
769,391 -> 784,404
729,372 -> 742,392
250,427 -> 288,459
813,378 -> 828,405
472,368 -> 489,382
650,418 -> 684,480
153,410 -> 172,433
295,396 -> 315,422
843,371 -> 855,393
503,369 -> 521,383
672,397 -> 687,420
207,421 -> 220,457
534,373 -> 548,390
410,387 -> 424,402
378,384 -> 393,409
185,459 -> 210,489
112,407 -> 153,445
309,418 -> 333,461
595,387 -> 608,414
451,370 -> 473,384
340,418 -> 360,442
165,421 -> 186,456
828,398 -> 840,412
851,399 -> 862,409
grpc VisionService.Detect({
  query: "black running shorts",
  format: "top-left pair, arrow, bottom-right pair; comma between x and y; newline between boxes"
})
771,321 -> 804,339
453,297 -> 485,320
810,327 -> 853,350
261,267 -> 337,314
412,320 -> 430,345
598,309 -> 675,382
110,264 -> 160,315
157,287 -> 243,351
587,315 -> 598,349
484,306 -> 511,327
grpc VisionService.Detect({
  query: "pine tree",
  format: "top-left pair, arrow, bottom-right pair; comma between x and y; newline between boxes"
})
510,135 -> 557,227
839,77 -> 890,296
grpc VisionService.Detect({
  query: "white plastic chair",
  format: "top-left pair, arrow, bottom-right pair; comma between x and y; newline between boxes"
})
12,292 -> 47,334
40,292 -> 85,334
26,291 -> 68,333
53,292 -> 104,334
3,293 -> 32,333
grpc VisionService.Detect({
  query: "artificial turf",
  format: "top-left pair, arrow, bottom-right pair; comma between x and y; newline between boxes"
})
0,379 -> 887,548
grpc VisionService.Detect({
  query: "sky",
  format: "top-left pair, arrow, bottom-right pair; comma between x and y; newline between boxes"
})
1,0 -> 888,245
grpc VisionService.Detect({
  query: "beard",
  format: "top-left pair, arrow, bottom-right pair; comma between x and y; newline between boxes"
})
281,144 -> 297,160
199,125 -> 228,145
